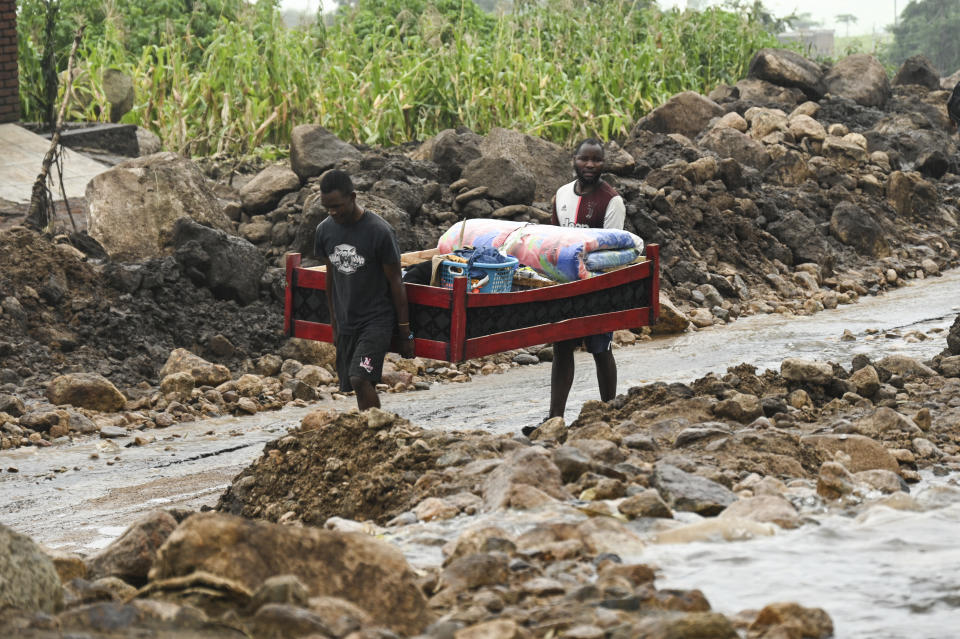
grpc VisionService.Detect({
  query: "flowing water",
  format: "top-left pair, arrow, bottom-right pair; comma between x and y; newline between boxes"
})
2,269 -> 960,637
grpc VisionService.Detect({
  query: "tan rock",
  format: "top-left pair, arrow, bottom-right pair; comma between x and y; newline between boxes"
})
854,407 -> 922,438
877,354 -> 937,378
295,364 -> 335,387
849,365 -> 880,397
716,111 -> 748,132
618,489 -> 673,519
578,517 -> 645,555
817,461 -> 856,500
160,372 -> 195,401
854,469 -> 904,493
160,348 -> 231,387
781,358 -> 833,384
719,494 -> 801,529
745,107 -> 788,140
150,512 -> 431,635
651,292 -> 690,334
234,374 -> 264,397
481,446 -> 571,511
301,409 -> 338,431
89,511 -> 179,583
414,497 -> 460,522
455,619 -> 529,639
46,373 -> 126,412
788,114 -> 826,141
749,602 -> 834,638
802,433 -> 899,472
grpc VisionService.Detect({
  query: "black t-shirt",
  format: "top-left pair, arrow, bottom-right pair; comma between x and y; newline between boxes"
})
314,210 -> 400,334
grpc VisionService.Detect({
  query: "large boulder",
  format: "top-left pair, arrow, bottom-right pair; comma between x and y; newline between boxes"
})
853,407 -> 922,438
409,127 -> 483,182
823,54 -> 890,107
886,171 -> 939,220
747,48 -> 825,99
170,217 -> 266,305
947,315 -> 960,355
892,55 -> 941,89
822,134 -> 869,168
46,372 -> 126,412
766,210 -> 831,265
357,192 -> 422,252
652,463 -> 736,516
289,125 -> 362,181
780,358 -> 833,384
0,524 -> 63,613
482,446 -> 571,510
102,68 -> 134,123
867,113 -> 955,174
150,512 -> 431,636
461,156 -> 536,206
86,152 -> 234,261
478,127 -> 570,201
651,292 -> 690,335
87,511 -> 178,584
370,178 -> 425,216
801,434 -> 899,473
630,91 -> 724,141
734,77 -> 806,105
699,126 -> 770,169
239,164 -> 301,214
830,201 -> 890,257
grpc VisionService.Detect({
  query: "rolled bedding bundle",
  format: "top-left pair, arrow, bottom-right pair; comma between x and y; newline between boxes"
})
437,219 -> 644,283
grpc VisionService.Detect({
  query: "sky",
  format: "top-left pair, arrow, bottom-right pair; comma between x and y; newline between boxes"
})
279,0 -> 902,37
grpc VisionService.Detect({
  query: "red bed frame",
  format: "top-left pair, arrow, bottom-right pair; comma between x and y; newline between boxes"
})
284,244 -> 659,363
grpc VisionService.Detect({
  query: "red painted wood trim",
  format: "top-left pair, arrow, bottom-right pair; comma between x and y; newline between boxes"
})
465,259 -> 652,308
462,308 -> 650,360
294,319 -> 451,362
296,267 -> 326,289
648,244 -> 660,324
405,282 -> 454,307
284,253 -> 301,336
448,276 -> 468,363
293,320 -> 333,343
410,339 -> 450,361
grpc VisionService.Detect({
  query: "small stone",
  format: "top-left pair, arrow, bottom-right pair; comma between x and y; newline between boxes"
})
618,489 -> 673,519
817,461 -> 856,500
414,497 -> 460,522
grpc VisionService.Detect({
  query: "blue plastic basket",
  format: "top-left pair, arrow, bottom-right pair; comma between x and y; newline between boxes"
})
440,256 -> 519,293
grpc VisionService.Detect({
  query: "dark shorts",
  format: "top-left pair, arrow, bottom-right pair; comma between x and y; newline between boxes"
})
335,325 -> 392,392
556,332 -> 613,354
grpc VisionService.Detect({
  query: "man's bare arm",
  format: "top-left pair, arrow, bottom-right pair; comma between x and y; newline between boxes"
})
383,262 -> 413,358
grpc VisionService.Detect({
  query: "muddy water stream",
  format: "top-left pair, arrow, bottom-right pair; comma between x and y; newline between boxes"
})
2,270 -> 960,637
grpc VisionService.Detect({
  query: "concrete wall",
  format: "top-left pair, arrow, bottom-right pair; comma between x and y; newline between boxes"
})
777,30 -> 835,59
0,0 -> 19,123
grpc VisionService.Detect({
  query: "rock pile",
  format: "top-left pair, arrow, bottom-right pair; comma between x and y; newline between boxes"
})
2,47 -> 960,452
10,343 -> 960,636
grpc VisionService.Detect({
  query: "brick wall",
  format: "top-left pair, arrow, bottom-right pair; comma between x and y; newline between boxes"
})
0,0 -> 19,123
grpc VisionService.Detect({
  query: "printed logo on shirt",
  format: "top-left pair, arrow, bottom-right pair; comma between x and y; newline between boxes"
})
359,356 -> 373,373
330,244 -> 365,274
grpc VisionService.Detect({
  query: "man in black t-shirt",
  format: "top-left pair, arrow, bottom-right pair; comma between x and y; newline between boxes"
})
314,170 -> 414,410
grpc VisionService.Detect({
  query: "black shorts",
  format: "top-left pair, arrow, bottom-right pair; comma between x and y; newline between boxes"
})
335,326 -> 392,392
556,332 -> 613,354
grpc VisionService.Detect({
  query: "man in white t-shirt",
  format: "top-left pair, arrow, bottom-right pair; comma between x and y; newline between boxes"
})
528,139 -> 625,432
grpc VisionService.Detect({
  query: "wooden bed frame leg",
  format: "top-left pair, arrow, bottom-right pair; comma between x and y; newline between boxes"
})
449,276 -> 468,363
285,253 -> 301,337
